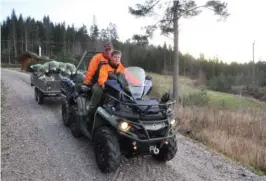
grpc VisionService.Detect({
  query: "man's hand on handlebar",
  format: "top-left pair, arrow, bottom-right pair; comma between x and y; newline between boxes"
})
81,83 -> 91,92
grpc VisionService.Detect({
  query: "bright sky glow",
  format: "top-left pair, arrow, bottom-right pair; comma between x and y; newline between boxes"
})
1,0 -> 265,63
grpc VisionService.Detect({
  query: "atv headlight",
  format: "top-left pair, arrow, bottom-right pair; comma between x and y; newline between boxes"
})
170,119 -> 177,126
119,121 -> 130,132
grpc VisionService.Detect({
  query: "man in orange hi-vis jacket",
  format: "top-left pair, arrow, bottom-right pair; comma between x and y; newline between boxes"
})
87,50 -> 141,117
83,42 -> 121,85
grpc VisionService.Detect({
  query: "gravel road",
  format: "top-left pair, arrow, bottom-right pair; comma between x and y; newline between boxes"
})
1,68 -> 265,181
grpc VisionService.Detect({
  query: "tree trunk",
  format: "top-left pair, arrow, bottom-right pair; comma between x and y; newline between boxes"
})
21,39 -> 24,53
252,41 -> 255,84
12,26 -> 17,58
163,44 -> 167,73
13,35 -> 17,57
8,40 -> 11,65
64,39 -> 66,55
173,0 -> 179,106
212,63 -> 214,77
72,32 -> 75,56
45,40 -> 48,56
25,28 -> 28,51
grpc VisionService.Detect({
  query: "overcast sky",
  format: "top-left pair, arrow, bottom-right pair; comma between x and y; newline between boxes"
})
1,0 -> 265,63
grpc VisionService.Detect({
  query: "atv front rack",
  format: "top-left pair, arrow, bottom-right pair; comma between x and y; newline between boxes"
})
103,95 -> 176,120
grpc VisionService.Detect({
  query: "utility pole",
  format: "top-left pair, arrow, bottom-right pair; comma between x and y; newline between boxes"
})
252,40 -> 255,84
173,0 -> 179,105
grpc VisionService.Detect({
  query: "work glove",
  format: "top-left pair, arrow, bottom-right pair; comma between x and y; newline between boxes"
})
80,84 -> 91,93
161,92 -> 170,103
124,85 -> 130,93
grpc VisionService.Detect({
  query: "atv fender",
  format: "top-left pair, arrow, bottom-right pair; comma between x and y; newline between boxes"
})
92,107 -> 119,137
76,96 -> 89,116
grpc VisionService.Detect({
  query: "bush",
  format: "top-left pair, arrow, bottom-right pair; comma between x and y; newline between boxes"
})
207,73 -> 232,92
180,89 -> 209,106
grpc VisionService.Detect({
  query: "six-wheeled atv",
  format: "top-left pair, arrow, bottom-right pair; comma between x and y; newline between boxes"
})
61,61 -> 178,173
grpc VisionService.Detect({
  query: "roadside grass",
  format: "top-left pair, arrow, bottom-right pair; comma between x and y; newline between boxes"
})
148,72 -> 266,109
149,72 -> 266,175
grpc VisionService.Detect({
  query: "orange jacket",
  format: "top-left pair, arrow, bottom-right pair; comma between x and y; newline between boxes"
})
83,53 -> 109,85
98,63 -> 125,86
98,63 -> 142,86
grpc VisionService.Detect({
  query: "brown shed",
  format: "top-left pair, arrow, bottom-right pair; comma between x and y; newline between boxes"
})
17,51 -> 49,71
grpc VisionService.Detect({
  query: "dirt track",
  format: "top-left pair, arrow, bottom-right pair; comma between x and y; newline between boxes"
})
1,68 -> 265,181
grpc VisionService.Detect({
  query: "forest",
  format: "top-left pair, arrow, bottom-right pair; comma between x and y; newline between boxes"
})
1,9 -> 266,97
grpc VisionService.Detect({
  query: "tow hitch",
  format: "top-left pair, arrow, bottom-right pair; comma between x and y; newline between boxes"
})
149,145 -> 160,155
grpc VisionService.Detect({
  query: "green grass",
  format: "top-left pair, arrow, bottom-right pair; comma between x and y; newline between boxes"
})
207,90 -> 265,109
1,63 -> 21,68
148,72 -> 266,109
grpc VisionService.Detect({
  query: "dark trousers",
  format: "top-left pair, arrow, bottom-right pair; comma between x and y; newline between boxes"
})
88,84 -> 103,113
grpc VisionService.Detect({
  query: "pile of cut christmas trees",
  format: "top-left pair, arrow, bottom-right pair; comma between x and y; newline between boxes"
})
30,60 -> 76,76
30,60 -> 86,83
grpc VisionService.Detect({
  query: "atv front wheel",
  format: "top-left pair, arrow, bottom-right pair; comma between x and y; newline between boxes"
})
94,126 -> 121,173
152,137 -> 177,162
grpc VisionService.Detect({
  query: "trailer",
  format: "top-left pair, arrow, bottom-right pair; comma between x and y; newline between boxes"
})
31,50 -> 99,105
32,72 -> 61,104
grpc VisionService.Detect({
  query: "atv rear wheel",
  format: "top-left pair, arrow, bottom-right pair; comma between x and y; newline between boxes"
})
70,111 -> 83,138
152,137 -> 177,162
62,99 -> 72,127
94,126 -> 121,173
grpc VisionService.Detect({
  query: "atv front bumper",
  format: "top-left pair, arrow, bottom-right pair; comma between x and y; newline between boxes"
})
118,131 -> 176,155
118,131 -> 176,143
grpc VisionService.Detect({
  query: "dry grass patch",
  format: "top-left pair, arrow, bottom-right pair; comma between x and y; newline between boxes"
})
177,106 -> 266,175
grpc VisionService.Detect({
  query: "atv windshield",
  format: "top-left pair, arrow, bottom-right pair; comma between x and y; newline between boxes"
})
124,67 -> 146,99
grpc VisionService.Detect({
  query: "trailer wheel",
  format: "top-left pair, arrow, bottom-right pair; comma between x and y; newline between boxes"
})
34,87 -> 38,101
36,89 -> 44,105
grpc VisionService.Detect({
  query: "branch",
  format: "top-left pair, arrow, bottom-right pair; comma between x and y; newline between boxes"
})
144,0 -> 160,15
143,18 -> 171,37
162,33 -> 173,40
160,19 -> 174,23
128,0 -> 161,17
179,5 -> 205,17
